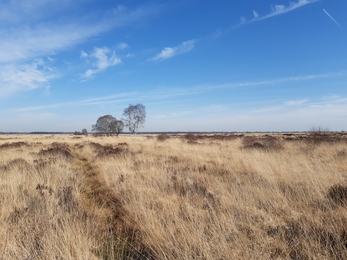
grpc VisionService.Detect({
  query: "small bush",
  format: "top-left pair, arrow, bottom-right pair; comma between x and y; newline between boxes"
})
337,149 -> 347,158
157,133 -> 170,142
0,141 -> 28,149
308,126 -> 333,143
38,143 -> 72,158
262,136 -> 284,150
328,184 -> 347,205
81,129 -> 88,135
185,133 -> 198,142
89,142 -> 129,157
242,136 -> 262,148
242,136 -> 283,151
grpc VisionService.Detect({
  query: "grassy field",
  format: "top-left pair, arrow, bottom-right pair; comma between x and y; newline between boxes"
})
0,132 -> 347,259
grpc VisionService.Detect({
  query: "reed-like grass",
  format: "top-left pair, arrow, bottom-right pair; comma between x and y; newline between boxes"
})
0,133 -> 347,259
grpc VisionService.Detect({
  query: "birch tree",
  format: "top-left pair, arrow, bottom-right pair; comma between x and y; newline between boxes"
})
122,104 -> 146,137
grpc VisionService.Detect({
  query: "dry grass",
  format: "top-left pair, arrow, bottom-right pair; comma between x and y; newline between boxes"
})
0,133 -> 347,259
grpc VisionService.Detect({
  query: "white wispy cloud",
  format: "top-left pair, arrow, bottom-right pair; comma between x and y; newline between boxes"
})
13,92 -> 135,112
81,47 -> 121,80
253,10 -> 259,19
0,0 -> 77,24
246,95 -> 346,131
117,42 -> 129,50
253,98 -> 309,113
250,96 -> 347,130
0,2 -> 161,63
322,9 -> 343,29
0,1 -> 163,97
149,40 -> 195,61
0,59 -> 57,97
80,51 -> 88,58
284,99 -> 308,106
202,104 -> 229,112
239,0 -> 319,25
240,16 -> 247,24
205,71 -> 344,90
0,21 -> 113,64
10,87 -> 200,112
0,2 -> 162,98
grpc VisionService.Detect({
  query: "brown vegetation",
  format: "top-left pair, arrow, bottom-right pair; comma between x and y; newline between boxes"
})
156,133 -> 170,142
242,135 -> 284,151
0,133 -> 347,259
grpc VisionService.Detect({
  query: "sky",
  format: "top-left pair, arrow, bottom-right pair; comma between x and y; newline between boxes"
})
0,0 -> 346,132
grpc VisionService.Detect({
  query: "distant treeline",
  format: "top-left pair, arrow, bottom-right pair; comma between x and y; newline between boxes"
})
1,131 -> 345,135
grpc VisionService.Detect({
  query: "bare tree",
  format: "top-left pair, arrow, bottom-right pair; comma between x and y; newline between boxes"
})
123,104 -> 146,137
92,115 -> 124,136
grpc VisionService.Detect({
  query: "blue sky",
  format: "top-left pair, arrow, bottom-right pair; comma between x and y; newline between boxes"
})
0,0 -> 346,132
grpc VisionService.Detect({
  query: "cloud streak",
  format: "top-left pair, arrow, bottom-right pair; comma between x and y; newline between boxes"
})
81,47 -> 121,80
10,71 -> 345,113
0,2 -> 164,97
117,42 -> 129,50
0,20 -> 112,64
149,40 -> 195,61
284,99 -> 308,106
206,71 -> 346,91
10,86 -> 201,112
322,9 -> 343,29
13,92 -> 135,112
252,96 -> 347,118
0,59 -> 57,97
238,0 -> 319,26
0,3 -> 161,63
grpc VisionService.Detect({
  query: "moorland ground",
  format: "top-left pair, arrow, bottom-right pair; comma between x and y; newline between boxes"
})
0,132 -> 347,259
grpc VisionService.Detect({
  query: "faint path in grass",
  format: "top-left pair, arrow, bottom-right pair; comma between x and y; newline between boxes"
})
70,142 -> 155,260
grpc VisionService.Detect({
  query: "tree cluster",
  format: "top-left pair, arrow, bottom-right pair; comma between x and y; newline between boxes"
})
92,115 -> 124,136
74,129 -> 88,135
91,103 -> 146,137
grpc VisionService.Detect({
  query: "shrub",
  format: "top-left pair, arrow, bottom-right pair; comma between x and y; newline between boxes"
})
337,149 -> 347,158
38,143 -> 72,158
242,136 -> 263,149
185,133 -> 198,142
242,135 -> 283,151
157,133 -> 170,142
308,126 -> 331,143
81,129 -> 88,136
89,142 -> 129,158
262,136 -> 284,150
328,184 -> 347,205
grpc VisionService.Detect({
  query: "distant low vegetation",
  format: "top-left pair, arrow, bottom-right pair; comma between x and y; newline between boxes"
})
74,128 -> 88,136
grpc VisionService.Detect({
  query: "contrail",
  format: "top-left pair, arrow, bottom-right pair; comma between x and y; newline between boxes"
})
323,9 -> 343,29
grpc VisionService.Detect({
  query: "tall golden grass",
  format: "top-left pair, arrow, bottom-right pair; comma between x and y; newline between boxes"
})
0,133 -> 347,259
